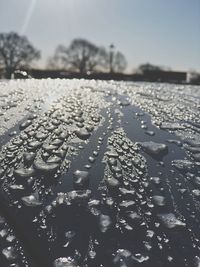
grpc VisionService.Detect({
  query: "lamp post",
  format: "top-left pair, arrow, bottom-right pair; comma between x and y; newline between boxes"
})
109,43 -> 115,74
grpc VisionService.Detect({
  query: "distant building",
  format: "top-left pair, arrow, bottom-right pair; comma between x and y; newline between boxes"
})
138,70 -> 187,83
0,68 -> 4,79
0,67 -> 188,84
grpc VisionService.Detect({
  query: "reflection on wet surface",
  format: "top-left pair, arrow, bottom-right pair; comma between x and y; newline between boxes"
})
0,79 -> 200,266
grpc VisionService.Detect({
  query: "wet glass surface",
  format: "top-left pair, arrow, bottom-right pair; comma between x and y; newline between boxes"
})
0,79 -> 200,267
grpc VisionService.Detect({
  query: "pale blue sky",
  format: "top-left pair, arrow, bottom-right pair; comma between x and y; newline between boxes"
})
0,0 -> 199,72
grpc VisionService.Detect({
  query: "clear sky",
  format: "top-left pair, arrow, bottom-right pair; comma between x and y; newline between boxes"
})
0,0 -> 199,72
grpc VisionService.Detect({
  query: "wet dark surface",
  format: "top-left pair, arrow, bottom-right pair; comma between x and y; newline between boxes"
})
0,79 -> 200,267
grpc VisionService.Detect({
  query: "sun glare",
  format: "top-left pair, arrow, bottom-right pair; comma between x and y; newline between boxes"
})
20,0 -> 37,35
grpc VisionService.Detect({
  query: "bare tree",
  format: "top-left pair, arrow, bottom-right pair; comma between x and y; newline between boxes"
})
47,45 -> 68,70
108,44 -> 127,73
111,52 -> 127,73
49,39 -> 127,74
49,39 -> 107,74
188,71 -> 200,84
0,32 -> 40,78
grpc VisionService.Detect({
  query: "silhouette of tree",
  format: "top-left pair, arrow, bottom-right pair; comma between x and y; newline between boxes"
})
138,63 -> 163,74
111,51 -> 127,73
108,44 -> 127,73
47,45 -> 67,70
50,39 -> 107,74
49,39 -> 127,74
0,32 -> 40,79
189,71 -> 200,84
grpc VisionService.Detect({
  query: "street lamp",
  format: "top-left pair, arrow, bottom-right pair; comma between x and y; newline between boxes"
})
109,43 -> 115,74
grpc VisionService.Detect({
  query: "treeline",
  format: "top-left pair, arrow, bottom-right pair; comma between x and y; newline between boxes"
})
0,32 -> 127,79
0,32 -> 199,84
48,41 -> 127,74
